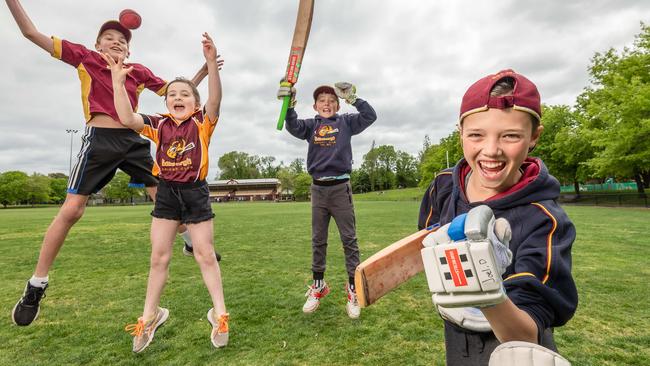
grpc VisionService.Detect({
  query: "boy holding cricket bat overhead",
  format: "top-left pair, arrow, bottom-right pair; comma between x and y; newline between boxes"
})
418,70 -> 577,365
277,82 -> 376,319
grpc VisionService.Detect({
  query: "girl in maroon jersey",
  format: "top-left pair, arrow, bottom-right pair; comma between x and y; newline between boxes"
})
103,32 -> 228,352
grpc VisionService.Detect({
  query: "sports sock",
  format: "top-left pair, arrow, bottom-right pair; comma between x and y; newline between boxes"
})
312,271 -> 324,288
29,275 -> 49,288
181,230 -> 192,248
348,277 -> 355,293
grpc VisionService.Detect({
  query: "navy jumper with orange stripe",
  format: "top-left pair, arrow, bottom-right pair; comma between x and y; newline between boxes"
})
418,157 -> 577,339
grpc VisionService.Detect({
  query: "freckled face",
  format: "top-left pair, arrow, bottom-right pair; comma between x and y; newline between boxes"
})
460,108 -> 541,197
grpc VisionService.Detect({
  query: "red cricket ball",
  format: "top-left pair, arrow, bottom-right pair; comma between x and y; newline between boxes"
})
119,9 -> 141,30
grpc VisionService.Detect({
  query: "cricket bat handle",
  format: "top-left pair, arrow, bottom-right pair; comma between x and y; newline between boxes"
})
277,96 -> 291,130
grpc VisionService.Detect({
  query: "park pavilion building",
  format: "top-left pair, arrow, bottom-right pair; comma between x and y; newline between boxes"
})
208,178 -> 284,202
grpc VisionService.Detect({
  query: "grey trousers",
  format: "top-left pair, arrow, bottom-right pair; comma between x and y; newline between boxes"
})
310,182 -> 359,278
444,321 -> 557,366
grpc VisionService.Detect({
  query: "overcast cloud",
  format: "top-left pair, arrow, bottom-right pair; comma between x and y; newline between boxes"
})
1,1 -> 648,178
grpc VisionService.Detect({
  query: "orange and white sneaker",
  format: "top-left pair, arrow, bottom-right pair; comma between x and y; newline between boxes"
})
125,307 -> 169,353
346,283 -> 361,319
207,308 -> 229,348
302,282 -> 330,313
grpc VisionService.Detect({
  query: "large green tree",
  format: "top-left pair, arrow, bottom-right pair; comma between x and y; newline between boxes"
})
25,173 -> 51,205
535,105 -> 594,194
395,151 -> 419,188
419,131 -> 462,187
217,151 -> 262,180
577,23 -> 650,193
293,172 -> 312,200
48,175 -> 68,204
0,171 -> 29,207
103,171 -> 144,203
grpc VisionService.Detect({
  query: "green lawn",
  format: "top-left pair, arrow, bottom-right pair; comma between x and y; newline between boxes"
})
0,202 -> 648,365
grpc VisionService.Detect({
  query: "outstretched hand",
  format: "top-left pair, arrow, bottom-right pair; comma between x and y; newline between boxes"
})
202,32 -> 218,62
99,52 -> 133,85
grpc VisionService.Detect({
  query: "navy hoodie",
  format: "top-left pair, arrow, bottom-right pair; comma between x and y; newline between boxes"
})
418,158 -> 578,339
285,98 -> 377,179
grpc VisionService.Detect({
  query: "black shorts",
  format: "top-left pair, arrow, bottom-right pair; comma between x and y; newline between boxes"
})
67,126 -> 158,195
152,180 -> 214,224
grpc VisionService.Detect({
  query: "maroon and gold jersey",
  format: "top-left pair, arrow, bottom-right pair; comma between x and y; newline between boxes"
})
51,37 -> 167,122
140,110 -> 218,183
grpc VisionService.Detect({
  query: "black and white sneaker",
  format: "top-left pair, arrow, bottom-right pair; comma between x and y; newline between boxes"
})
183,242 -> 222,262
12,281 -> 48,326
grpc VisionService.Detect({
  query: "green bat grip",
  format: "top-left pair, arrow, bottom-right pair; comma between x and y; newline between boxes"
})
277,96 -> 290,130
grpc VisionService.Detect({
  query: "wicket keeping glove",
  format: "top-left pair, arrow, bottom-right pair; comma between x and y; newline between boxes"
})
421,205 -> 513,308
334,82 -> 357,104
277,79 -> 297,108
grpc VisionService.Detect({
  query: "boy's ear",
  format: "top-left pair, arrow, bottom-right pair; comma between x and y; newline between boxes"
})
528,125 -> 544,153
313,103 -> 318,112
334,103 -> 340,112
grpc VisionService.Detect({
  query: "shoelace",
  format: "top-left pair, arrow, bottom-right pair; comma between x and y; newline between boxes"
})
124,318 -> 145,337
305,285 -> 327,299
217,313 -> 229,334
347,287 -> 358,305
24,287 -> 47,305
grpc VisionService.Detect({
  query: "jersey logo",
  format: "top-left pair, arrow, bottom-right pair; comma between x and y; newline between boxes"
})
316,125 -> 339,137
166,139 -> 196,159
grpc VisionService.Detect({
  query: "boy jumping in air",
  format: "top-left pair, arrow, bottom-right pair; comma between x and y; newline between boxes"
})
6,0 -> 218,327
277,81 -> 377,319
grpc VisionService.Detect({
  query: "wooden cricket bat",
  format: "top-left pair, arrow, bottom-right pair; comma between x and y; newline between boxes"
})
355,225 -> 439,307
277,0 -> 315,130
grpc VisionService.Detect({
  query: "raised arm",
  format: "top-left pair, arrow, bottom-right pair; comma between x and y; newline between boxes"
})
5,0 -> 53,54
100,52 -> 145,132
201,32 -> 222,121
190,58 -> 224,86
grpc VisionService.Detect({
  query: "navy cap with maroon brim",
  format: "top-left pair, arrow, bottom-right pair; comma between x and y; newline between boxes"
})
97,20 -> 132,43
459,69 -> 541,123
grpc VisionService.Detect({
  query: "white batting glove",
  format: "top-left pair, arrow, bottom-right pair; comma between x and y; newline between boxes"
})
334,82 -> 357,104
277,79 -> 297,108
421,205 -> 513,308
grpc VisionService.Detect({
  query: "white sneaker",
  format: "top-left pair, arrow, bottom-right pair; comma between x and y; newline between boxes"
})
207,308 -> 229,348
346,284 -> 360,319
302,282 -> 330,313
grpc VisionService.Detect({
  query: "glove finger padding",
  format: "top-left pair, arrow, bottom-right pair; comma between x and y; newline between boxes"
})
489,341 -> 572,366
487,217 -> 513,276
421,205 -> 510,308
334,81 -> 357,104
277,80 -> 297,107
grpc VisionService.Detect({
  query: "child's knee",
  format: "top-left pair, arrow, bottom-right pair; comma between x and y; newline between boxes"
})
193,246 -> 217,265
150,251 -> 171,268
59,202 -> 86,223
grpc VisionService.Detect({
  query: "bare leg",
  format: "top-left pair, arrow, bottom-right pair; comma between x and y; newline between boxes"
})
142,218 -> 178,320
188,220 -> 226,315
34,193 -> 89,277
146,186 -> 188,234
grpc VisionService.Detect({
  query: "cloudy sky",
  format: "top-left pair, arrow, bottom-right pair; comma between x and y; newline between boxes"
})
1,1 -> 648,178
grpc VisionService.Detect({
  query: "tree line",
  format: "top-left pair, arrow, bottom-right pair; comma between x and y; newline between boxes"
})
2,24 -> 648,205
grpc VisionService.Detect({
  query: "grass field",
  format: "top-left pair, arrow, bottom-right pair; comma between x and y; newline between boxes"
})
0,202 -> 648,365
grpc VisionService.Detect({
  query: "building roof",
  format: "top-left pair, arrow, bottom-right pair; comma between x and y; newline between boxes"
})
209,178 -> 280,186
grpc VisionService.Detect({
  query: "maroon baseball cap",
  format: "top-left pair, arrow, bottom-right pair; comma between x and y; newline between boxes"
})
313,85 -> 338,102
97,20 -> 132,43
459,69 -> 541,123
